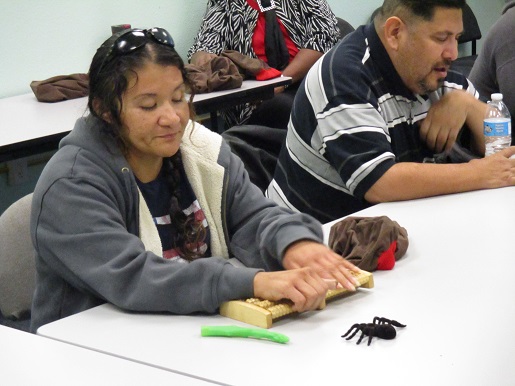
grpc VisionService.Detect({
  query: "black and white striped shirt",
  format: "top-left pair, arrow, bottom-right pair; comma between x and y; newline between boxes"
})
188,0 -> 339,127
267,24 -> 479,223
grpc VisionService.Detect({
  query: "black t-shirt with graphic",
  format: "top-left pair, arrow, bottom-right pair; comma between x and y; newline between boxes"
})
136,164 -> 211,262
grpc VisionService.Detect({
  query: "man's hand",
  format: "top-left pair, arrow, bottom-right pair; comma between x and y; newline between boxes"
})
282,240 -> 361,291
419,91 -> 472,153
470,146 -> 515,188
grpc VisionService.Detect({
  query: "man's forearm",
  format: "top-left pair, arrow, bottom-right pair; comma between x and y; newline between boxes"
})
364,161 -> 483,203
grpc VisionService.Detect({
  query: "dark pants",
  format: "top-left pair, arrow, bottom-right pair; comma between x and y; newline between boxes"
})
222,125 -> 287,193
247,83 -> 299,130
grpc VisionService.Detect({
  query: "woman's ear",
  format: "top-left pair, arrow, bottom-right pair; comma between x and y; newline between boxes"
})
92,98 -> 113,123
102,112 -> 113,124
383,16 -> 404,51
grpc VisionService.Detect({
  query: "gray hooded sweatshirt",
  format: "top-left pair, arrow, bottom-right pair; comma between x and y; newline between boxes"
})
30,116 -> 323,332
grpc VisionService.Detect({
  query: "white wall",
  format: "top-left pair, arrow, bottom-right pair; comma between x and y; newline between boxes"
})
1,0 -> 504,99
0,0 -> 508,213
329,0 -> 506,56
0,0 -> 207,98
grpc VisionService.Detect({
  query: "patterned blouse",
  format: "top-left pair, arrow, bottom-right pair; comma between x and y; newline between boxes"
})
188,0 -> 339,127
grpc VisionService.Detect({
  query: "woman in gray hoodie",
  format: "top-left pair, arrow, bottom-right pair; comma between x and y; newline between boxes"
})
30,27 -> 360,332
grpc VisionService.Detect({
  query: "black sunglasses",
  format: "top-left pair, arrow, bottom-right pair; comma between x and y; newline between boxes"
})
97,27 -> 175,75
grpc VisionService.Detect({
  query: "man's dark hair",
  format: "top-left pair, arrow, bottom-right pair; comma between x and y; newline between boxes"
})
379,0 -> 466,21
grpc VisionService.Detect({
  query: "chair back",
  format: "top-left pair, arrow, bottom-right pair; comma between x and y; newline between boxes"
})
451,4 -> 482,77
0,193 -> 35,321
458,4 -> 482,55
336,17 -> 354,40
222,125 -> 286,193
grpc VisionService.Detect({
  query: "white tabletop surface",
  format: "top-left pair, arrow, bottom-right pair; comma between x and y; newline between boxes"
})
37,187 -> 515,386
0,93 -> 88,148
1,325 -> 216,385
0,77 -> 290,149
191,76 -> 290,103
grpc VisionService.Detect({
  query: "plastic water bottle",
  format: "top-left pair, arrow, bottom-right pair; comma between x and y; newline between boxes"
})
484,93 -> 511,156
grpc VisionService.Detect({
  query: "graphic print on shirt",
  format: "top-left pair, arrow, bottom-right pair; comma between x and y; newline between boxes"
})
161,199 -> 209,262
136,164 -> 211,263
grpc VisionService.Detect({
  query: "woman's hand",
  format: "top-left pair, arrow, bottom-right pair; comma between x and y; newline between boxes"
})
282,240 -> 361,291
253,268 -> 335,312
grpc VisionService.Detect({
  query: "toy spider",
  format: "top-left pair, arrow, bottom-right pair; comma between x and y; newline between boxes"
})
341,317 -> 406,346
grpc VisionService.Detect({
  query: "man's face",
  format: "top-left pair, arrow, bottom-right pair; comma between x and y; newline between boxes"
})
396,7 -> 463,95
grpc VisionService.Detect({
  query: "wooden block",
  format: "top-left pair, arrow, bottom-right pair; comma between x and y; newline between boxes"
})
220,270 -> 373,328
219,300 -> 274,329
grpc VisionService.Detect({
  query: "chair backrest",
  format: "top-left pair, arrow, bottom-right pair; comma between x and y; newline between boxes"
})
0,193 -> 35,321
336,17 -> 355,40
221,125 -> 286,193
458,4 -> 482,55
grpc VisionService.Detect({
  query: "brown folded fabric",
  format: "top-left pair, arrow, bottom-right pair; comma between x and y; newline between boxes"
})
185,56 -> 243,94
327,216 -> 409,272
221,50 -> 281,80
30,73 -> 89,103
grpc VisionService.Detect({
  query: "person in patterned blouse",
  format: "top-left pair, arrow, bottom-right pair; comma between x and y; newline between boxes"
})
188,0 -> 340,130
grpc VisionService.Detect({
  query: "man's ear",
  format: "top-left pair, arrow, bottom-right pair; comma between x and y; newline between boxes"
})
383,16 -> 404,51
92,98 -> 113,123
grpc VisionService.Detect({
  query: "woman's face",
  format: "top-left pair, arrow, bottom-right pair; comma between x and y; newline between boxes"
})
120,62 -> 190,175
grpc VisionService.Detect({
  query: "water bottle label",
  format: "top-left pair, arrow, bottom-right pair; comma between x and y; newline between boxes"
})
484,119 -> 511,137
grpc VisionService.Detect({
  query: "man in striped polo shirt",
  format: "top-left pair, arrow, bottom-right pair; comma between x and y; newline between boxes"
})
267,0 -> 515,223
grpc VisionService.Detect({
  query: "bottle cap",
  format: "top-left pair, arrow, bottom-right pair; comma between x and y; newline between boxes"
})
491,93 -> 503,101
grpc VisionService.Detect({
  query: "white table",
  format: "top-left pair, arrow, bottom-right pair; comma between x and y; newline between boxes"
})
1,325 -> 216,385
0,77 -> 290,162
192,76 -> 290,128
0,93 -> 88,162
37,187 -> 515,386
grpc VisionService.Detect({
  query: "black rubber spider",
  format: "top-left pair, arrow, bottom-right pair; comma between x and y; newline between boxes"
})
341,317 -> 406,346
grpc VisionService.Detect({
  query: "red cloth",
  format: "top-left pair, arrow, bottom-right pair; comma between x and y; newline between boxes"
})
377,240 -> 397,270
255,67 -> 282,80
247,0 -> 299,65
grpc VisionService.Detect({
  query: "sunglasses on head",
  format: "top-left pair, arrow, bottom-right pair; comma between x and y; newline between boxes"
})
97,27 -> 175,75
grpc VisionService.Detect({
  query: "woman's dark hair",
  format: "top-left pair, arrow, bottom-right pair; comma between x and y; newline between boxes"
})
87,30 -> 195,151
162,157 -> 207,261
88,30 -> 205,261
